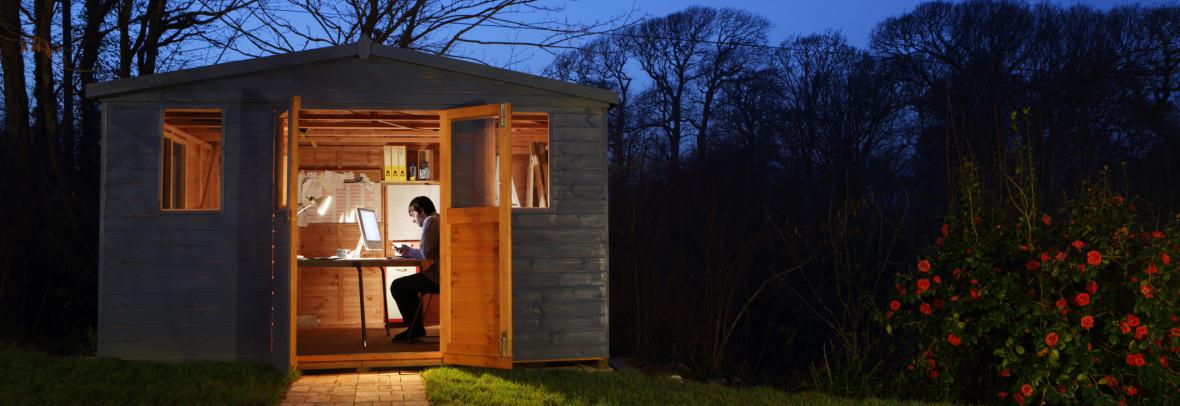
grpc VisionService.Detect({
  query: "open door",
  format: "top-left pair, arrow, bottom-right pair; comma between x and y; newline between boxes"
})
277,96 -> 299,370
439,104 -> 513,368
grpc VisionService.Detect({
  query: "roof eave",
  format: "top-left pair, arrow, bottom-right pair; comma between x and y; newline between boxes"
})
85,41 -> 620,105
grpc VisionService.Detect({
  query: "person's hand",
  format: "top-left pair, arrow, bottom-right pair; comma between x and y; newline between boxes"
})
395,244 -> 410,256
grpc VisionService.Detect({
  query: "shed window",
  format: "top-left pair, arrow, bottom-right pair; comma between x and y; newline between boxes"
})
161,109 -> 222,211
511,113 -> 549,209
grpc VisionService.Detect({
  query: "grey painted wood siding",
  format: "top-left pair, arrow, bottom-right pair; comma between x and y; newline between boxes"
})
511,111 -> 609,361
99,55 -> 610,367
99,102 -> 277,364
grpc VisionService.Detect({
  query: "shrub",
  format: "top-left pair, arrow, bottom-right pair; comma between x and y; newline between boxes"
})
885,164 -> 1179,404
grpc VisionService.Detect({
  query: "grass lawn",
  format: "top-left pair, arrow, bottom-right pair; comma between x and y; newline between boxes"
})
0,343 -> 295,405
423,366 -> 939,406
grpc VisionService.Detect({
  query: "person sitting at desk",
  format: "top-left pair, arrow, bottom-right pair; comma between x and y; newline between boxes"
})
390,196 -> 439,341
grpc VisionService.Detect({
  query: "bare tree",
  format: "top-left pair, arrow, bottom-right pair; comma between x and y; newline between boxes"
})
691,8 -> 770,162
217,0 -> 601,60
114,0 -> 252,77
33,0 -> 61,179
624,6 -> 715,176
544,36 -> 638,186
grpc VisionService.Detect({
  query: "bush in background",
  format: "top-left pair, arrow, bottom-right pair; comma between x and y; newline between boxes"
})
886,161 -> 1179,404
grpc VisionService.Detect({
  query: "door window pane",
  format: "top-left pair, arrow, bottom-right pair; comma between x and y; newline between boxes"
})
451,118 -> 498,208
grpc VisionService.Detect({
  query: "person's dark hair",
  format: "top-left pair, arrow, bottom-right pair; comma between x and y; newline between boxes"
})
408,196 -> 437,216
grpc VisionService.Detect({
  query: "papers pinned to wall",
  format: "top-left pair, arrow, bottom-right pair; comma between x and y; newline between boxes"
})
298,170 -> 381,226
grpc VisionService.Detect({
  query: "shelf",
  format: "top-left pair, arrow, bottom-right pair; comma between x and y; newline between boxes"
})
382,180 -> 439,185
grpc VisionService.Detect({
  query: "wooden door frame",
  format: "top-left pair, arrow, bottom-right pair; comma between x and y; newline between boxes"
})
439,103 -> 514,368
286,96 -> 301,370
284,101 -> 450,370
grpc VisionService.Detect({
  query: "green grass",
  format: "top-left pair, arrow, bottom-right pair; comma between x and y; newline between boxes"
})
0,343 -> 296,405
422,366 -> 941,406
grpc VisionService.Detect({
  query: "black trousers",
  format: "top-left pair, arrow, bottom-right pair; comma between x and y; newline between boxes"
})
389,267 -> 440,334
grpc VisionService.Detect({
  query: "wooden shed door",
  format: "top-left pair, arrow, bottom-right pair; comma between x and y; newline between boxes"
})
439,104 -> 513,369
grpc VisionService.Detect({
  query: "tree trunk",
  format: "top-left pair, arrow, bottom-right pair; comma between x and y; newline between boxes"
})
33,0 -> 61,181
62,0 -> 75,175
117,0 -> 133,78
0,0 -> 30,155
79,0 -> 113,197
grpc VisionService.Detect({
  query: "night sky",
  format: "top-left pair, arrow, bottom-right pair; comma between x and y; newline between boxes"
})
461,0 -> 1176,73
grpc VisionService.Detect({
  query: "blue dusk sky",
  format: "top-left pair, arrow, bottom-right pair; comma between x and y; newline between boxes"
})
454,0 -> 1175,73
196,0 -> 1176,75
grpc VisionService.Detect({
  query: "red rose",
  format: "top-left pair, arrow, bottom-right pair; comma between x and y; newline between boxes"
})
1113,194 -> 1124,205
1120,321 -> 1132,334
1086,280 -> 1098,294
1045,332 -> 1060,347
1125,385 -> 1138,396
1103,375 -> 1118,387
1151,230 -> 1164,239
1163,253 -> 1171,265
1126,353 -> 1146,367
1040,252 -> 1050,262
929,370 -> 939,379
1071,240 -> 1086,250
999,368 -> 1011,377
1134,325 -> 1147,341
947,333 -> 961,346
969,288 -> 980,300
1081,315 -> 1095,330
1026,260 -> 1040,271
1076,264 -> 1086,273
1171,328 -> 1180,337
1020,384 -> 1034,396
917,278 -> 930,293
889,300 -> 901,311
1041,214 -> 1052,225
953,268 -> 962,279
950,295 -> 959,302
920,302 -> 932,315
998,391 -> 1008,399
933,298 -> 945,309
1127,314 -> 1140,327
933,275 -> 942,284
1160,357 -> 1168,368
1054,251 -> 1066,261
917,259 -> 931,273
1141,284 -> 1154,299
1146,263 -> 1159,275
1087,250 -> 1102,266
1074,292 -> 1090,307
885,311 -> 893,319
970,279 -> 978,284
1013,393 -> 1025,405
1055,298 -> 1067,311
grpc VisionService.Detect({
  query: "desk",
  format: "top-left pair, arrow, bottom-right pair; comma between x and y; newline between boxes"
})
297,257 -> 431,348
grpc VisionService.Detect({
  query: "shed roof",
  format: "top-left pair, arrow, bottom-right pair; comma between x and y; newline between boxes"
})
86,39 -> 618,104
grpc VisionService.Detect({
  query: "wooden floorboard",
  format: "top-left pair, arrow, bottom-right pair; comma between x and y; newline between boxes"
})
297,325 -> 439,356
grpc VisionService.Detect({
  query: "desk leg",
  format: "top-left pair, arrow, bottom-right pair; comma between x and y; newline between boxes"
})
380,267 -> 390,337
356,265 -> 367,348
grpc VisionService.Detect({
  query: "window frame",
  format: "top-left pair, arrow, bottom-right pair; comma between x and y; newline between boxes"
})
510,112 -> 553,212
159,107 -> 225,213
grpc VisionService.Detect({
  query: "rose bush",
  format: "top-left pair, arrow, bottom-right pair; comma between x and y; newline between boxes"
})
885,166 -> 1179,404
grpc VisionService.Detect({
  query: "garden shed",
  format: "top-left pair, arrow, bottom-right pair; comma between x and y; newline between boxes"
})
88,38 -> 614,373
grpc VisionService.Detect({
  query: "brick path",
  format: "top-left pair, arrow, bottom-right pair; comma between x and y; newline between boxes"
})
280,370 -> 429,405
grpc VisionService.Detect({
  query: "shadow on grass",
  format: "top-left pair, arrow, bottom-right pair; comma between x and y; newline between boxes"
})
422,366 -> 939,406
0,343 -> 296,405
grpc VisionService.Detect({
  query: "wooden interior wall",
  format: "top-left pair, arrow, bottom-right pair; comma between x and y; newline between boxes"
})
300,145 -> 382,170
295,165 -> 440,330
